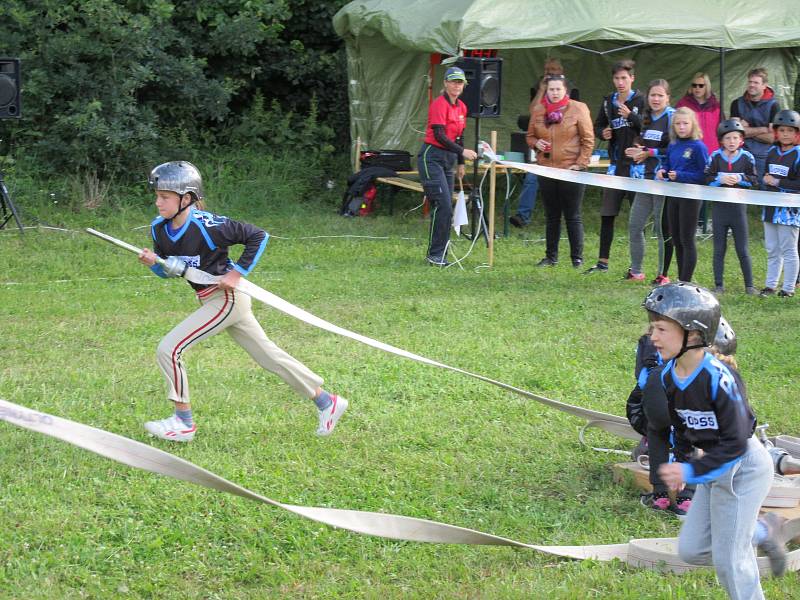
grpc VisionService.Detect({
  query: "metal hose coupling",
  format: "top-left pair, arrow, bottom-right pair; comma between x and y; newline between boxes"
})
162,256 -> 188,278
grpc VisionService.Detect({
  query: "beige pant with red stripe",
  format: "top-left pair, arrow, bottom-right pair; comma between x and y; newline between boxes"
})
156,286 -> 323,403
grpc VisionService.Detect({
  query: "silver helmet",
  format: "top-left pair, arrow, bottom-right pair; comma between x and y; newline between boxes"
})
714,316 -> 737,356
642,282 -> 721,346
772,109 -> 800,130
148,161 -> 204,201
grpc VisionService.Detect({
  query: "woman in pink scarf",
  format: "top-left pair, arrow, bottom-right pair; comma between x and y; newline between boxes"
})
676,72 -> 721,153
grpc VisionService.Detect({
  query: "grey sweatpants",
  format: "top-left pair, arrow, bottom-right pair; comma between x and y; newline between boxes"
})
156,286 -> 323,403
628,192 -> 667,275
763,222 -> 800,294
678,438 -> 773,600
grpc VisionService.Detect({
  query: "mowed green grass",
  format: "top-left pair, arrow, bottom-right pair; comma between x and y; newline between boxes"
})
1,181 -> 799,599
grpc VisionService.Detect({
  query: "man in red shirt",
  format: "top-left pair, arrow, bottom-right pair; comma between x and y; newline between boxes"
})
418,66 -> 478,266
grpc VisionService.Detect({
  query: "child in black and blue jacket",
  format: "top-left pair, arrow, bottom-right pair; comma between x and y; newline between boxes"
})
625,328 -> 695,515
644,283 -> 787,597
704,118 -> 758,294
760,109 -> 800,297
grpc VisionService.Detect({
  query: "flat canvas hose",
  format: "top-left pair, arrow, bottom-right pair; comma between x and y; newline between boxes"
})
5,229 -> 786,573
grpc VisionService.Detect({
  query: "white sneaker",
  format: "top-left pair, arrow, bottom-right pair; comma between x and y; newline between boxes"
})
144,414 -> 196,442
316,395 -> 348,436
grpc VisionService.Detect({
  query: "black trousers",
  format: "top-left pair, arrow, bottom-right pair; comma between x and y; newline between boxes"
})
712,201 -> 753,288
418,143 -> 457,261
666,196 -> 702,282
539,176 -> 585,262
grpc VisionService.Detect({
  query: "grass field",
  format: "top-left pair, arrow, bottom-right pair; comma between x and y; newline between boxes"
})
1,170 -> 799,599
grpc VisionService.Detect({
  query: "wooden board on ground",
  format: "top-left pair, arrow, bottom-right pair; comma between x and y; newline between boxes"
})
612,461 -> 800,520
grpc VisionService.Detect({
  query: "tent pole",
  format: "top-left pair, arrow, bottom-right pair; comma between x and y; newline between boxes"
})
719,49 -> 726,118
699,48 -> 727,235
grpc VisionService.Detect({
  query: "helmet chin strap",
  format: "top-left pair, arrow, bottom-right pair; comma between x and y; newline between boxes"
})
675,330 -> 706,360
170,194 -> 196,221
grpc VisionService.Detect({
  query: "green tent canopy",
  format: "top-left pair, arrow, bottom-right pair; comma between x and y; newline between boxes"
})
334,0 -> 800,160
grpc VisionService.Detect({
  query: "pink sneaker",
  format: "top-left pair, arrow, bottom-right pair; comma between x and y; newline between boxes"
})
624,269 -> 646,281
652,496 -> 671,511
671,498 -> 692,516
652,274 -> 671,285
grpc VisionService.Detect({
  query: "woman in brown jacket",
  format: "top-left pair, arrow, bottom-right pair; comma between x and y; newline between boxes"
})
527,75 -> 595,267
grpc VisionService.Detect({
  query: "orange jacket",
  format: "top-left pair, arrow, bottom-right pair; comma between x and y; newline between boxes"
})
526,100 -> 595,169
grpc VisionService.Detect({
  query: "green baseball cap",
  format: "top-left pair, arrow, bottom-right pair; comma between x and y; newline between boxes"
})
444,67 -> 467,82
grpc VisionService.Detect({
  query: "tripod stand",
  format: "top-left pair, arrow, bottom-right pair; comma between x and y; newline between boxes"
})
0,169 -> 23,233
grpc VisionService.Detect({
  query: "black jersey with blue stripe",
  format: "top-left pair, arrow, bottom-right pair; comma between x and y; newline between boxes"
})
704,148 -> 758,188
661,352 -> 756,484
762,144 -> 800,226
150,209 -> 269,290
639,107 -> 673,179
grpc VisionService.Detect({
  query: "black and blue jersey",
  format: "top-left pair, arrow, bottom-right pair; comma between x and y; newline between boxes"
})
705,149 -> 758,188
150,209 -> 269,291
661,352 -> 756,484
594,89 -> 645,175
631,107 -> 674,180
762,144 -> 800,226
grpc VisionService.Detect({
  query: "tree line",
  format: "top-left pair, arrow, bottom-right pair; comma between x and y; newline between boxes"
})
0,0 -> 350,178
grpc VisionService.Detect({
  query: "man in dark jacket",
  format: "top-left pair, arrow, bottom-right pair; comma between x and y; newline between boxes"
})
730,67 -> 780,178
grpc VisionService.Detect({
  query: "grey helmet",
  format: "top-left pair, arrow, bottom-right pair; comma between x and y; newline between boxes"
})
148,161 -> 204,201
717,118 -> 745,140
714,316 -> 736,356
642,282 -> 721,347
772,109 -> 800,130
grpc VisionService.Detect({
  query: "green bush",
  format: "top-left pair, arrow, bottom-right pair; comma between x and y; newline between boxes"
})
0,0 -> 349,180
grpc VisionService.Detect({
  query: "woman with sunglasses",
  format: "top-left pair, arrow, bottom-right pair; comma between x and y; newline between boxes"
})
676,73 -> 721,153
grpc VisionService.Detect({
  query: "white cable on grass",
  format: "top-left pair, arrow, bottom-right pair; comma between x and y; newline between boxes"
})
579,422 -> 633,457
447,166 -> 491,269
402,200 -> 426,218
2,275 -> 156,286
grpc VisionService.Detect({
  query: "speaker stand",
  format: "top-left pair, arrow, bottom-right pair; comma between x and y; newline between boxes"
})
0,169 -> 24,234
466,116 -> 489,246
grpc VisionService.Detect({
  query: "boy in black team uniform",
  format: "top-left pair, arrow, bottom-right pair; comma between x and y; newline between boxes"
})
586,59 -> 645,274
759,109 -> 800,297
645,283 -> 786,596
138,161 -> 349,442
705,119 -> 758,294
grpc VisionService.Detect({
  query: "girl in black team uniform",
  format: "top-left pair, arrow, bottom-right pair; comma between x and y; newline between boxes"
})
138,161 -> 348,442
644,283 -> 786,598
625,79 -> 675,284
627,316 -> 739,517
704,119 -> 759,295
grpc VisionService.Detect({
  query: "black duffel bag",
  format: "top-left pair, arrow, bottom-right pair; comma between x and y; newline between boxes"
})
360,149 -> 412,172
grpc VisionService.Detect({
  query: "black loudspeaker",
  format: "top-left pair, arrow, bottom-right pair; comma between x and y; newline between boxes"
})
0,59 -> 21,119
455,57 -> 502,118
